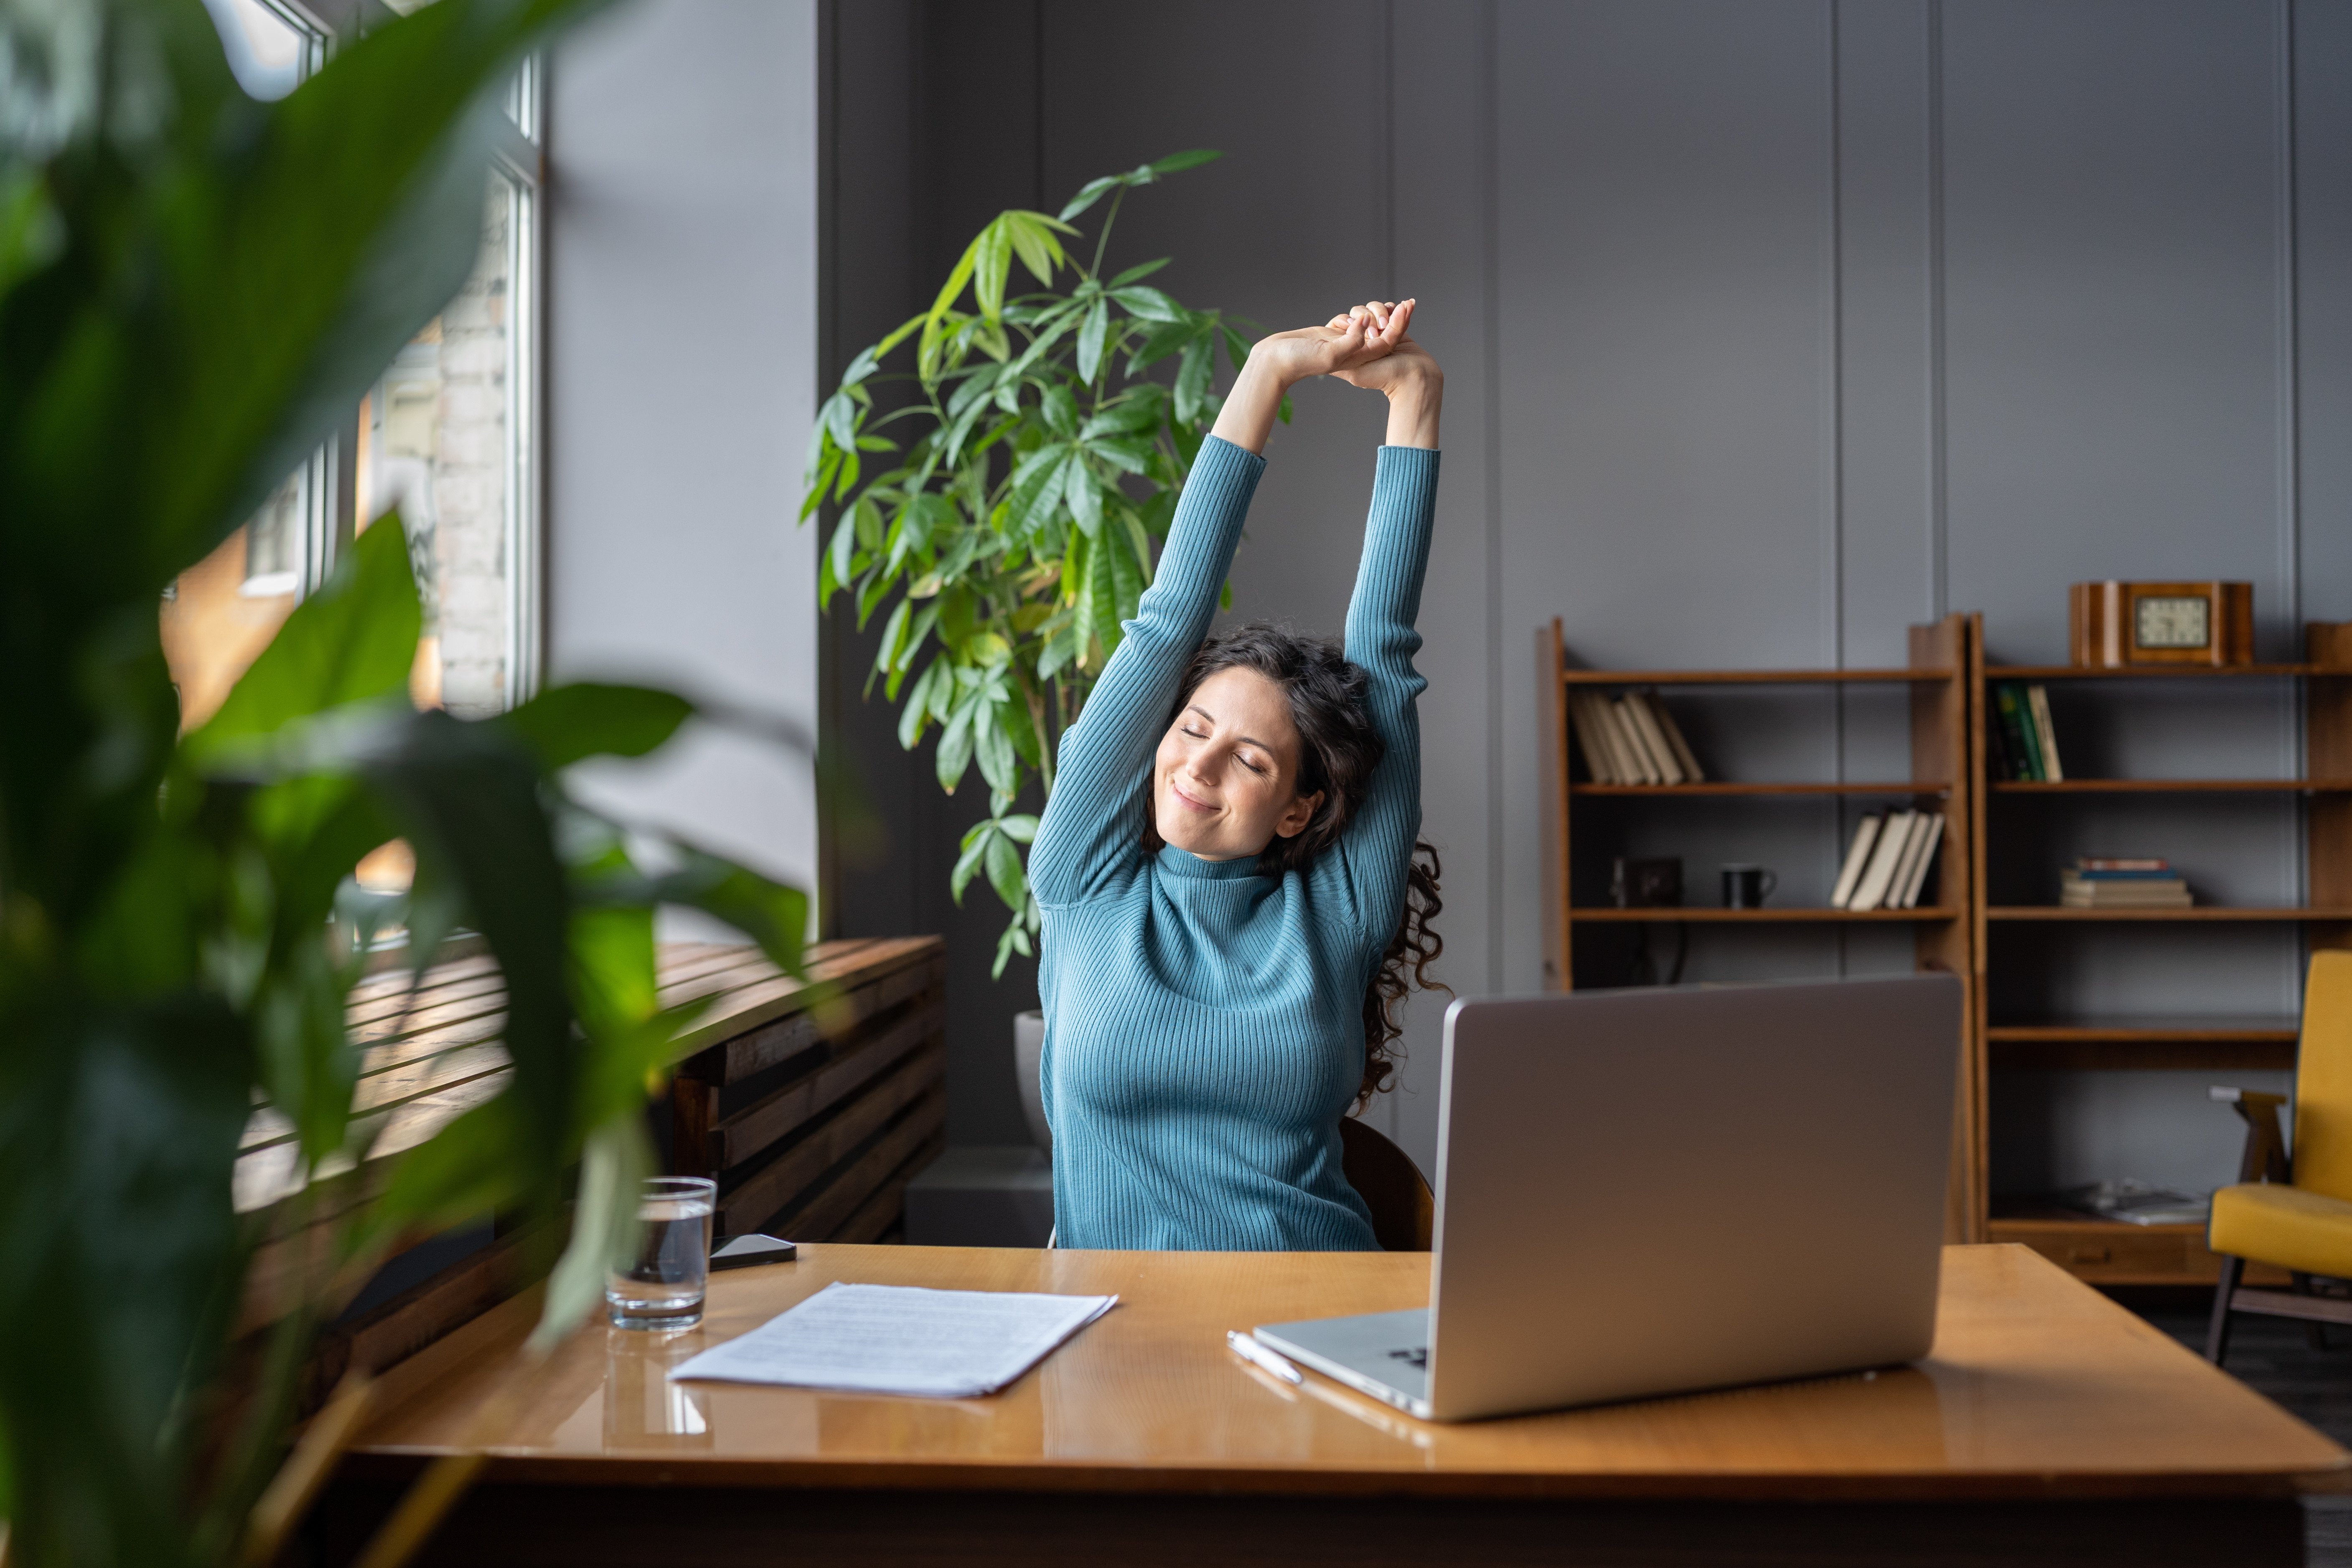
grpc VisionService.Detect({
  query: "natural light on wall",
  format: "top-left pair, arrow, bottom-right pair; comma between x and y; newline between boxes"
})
162,5 -> 542,734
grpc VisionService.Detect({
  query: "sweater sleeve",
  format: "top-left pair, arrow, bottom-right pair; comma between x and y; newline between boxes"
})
1029,435 -> 1265,908
1311,445 -> 1441,948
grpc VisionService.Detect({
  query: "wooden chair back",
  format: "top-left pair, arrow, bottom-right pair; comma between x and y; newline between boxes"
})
1339,1116 -> 1435,1252
2295,951 -> 2352,1202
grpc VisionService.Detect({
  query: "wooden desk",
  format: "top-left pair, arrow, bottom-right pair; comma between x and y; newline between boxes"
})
323,1244 -> 2346,1568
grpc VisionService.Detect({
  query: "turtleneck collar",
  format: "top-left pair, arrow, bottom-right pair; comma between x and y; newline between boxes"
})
1154,841 -> 1274,881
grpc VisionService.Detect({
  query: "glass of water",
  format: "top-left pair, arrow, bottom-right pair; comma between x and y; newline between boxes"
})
607,1176 -> 716,1331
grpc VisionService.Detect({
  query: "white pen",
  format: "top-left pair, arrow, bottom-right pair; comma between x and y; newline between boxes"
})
1227,1330 -> 1303,1386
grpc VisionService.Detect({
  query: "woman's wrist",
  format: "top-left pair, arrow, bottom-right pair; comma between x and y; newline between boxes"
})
1383,373 -> 1442,449
1208,353 -> 1296,455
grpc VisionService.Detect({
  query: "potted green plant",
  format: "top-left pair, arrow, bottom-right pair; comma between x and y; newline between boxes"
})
803,151 -> 1276,981
0,4 -> 810,1564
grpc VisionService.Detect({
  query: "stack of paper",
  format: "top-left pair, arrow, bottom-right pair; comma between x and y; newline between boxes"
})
669,1282 -> 1118,1398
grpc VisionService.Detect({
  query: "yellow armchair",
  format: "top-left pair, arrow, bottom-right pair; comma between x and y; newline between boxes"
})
2207,950 -> 2352,1365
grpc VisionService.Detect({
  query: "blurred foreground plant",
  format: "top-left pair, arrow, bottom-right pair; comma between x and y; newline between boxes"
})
0,3 -> 811,1564
801,150 -> 1267,976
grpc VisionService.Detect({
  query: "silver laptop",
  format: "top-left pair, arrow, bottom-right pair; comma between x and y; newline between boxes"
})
1255,974 -> 1961,1421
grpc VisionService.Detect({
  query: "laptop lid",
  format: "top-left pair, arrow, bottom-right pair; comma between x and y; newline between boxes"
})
1423,974 -> 1960,1421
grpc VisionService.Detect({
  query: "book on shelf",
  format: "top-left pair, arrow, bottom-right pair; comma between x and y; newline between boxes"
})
1567,689 -> 1708,786
1615,695 -> 1682,785
2060,858 -> 2190,907
1643,694 -> 1706,782
1894,813 -> 1945,909
2025,684 -> 2064,782
1829,814 -> 1885,909
1846,809 -> 1919,912
1990,680 -> 2065,781
2058,1178 -> 2210,1228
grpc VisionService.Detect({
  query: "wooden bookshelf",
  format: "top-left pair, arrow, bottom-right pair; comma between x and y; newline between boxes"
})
1973,621 -> 2352,1283
1538,613 -> 1979,1243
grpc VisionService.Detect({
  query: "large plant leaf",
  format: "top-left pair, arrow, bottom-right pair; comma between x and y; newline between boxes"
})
183,514 -> 421,764
0,997 -> 252,1568
500,683 -> 696,772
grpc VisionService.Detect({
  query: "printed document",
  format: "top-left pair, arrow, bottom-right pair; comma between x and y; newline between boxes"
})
669,1282 -> 1118,1398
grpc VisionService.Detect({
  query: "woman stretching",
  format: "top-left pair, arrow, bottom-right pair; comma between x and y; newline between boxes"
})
1030,297 -> 1446,1250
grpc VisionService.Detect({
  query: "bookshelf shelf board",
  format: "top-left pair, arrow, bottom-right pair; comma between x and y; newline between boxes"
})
1991,1215 -> 2202,1235
1992,778 -> 2352,794
1571,781 -> 1953,798
1568,906 -> 1959,923
1986,1017 -> 2300,1043
1991,1038 -> 2297,1072
1562,667 -> 1954,686
1987,663 -> 2323,680
1987,906 -> 2352,923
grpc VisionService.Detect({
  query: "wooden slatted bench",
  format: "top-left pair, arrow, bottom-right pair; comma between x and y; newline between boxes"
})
227,935 -> 946,1400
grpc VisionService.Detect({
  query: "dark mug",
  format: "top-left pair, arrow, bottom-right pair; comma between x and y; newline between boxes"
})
1721,864 -> 1777,908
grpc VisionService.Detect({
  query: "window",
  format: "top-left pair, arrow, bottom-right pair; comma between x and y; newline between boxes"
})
163,48 -> 544,731
354,166 -> 538,717
201,0 -> 326,102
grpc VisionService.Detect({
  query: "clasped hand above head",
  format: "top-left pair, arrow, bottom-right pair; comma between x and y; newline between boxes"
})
1212,297 -> 1443,455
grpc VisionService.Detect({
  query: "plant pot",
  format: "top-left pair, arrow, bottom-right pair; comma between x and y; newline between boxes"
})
1014,1009 -> 1051,1159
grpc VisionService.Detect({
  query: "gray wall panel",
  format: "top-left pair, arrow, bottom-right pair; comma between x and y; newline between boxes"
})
1941,0 -> 2291,663
2299,0 -> 2352,623
548,0 -> 821,910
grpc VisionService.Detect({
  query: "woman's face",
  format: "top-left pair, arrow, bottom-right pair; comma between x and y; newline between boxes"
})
1152,666 -> 1324,862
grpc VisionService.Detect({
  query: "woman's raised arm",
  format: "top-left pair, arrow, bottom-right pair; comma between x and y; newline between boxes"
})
1312,302 -> 1444,944
1027,434 -> 1262,907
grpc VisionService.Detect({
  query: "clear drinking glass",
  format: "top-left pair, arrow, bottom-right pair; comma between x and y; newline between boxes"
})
607,1176 -> 716,1330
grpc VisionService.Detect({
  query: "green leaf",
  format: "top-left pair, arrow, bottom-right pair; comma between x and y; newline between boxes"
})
936,700 -> 976,793
1065,459 -> 1103,537
1120,509 -> 1158,589
975,704 -> 1017,795
898,660 -> 941,749
1150,147 -> 1223,173
1223,323 -> 1254,372
997,813 -> 1040,843
153,0 -> 608,580
1110,285 -> 1184,323
873,598 -> 913,679
950,822 -> 992,904
501,684 -> 694,771
1127,316 -> 1200,371
1058,173 -> 1123,223
533,1116 -> 651,1354
984,827 -> 1025,912
1041,383 -> 1079,438
971,214 -> 1013,321
1004,447 -> 1073,541
359,710 -> 577,1160
1003,211 -> 1070,285
1076,297 -> 1109,385
1174,335 -> 1214,424
1108,257 -> 1172,287
183,514 -> 420,765
647,847 -> 811,976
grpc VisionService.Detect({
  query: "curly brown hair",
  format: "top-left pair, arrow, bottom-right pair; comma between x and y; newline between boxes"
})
1142,623 -> 1448,1108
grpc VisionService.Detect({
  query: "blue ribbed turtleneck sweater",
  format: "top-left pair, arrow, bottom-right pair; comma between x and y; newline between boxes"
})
1031,435 -> 1441,1251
